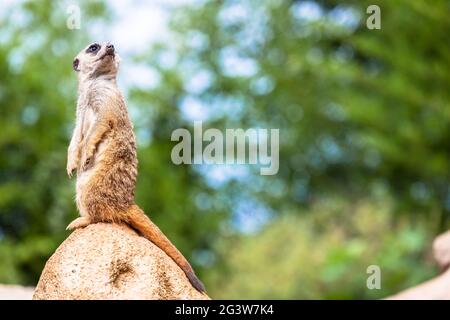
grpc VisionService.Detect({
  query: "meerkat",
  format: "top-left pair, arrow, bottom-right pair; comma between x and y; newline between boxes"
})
66,41 -> 205,293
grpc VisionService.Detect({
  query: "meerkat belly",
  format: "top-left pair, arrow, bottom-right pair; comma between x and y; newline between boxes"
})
76,135 -> 114,183
75,134 -> 112,211
76,128 -> 137,218
81,108 -> 96,134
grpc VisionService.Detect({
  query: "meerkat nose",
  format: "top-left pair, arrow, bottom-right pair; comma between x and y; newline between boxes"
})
106,43 -> 115,53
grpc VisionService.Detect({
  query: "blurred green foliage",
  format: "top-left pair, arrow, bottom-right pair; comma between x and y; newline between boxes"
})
206,197 -> 436,299
0,0 -> 448,298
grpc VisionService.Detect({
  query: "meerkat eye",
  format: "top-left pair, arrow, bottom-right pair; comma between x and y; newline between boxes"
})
86,44 -> 100,54
73,58 -> 80,71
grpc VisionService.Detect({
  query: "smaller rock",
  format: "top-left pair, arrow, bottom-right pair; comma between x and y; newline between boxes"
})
0,285 -> 34,300
433,230 -> 450,271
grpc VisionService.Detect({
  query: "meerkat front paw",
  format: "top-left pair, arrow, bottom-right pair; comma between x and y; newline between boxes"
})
66,217 -> 91,230
79,144 -> 96,171
67,147 -> 80,178
66,158 -> 78,178
80,153 -> 93,172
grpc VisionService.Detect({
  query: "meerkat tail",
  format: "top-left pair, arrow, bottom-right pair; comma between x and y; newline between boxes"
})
125,204 -> 206,293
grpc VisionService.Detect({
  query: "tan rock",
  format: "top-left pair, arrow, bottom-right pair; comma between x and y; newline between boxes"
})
33,223 -> 209,300
433,230 -> 450,271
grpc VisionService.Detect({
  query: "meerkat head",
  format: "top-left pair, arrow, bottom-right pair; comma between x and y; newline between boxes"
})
72,42 -> 121,80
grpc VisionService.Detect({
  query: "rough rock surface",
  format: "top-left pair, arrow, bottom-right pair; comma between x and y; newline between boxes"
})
33,223 -> 209,300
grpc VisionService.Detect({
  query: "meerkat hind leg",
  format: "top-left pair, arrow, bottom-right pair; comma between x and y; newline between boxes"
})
66,216 -> 92,230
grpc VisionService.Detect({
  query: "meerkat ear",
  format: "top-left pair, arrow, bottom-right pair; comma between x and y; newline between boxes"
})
73,58 -> 80,72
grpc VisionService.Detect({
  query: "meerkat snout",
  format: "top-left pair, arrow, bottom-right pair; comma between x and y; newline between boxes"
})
73,41 -> 120,79
106,43 -> 114,54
